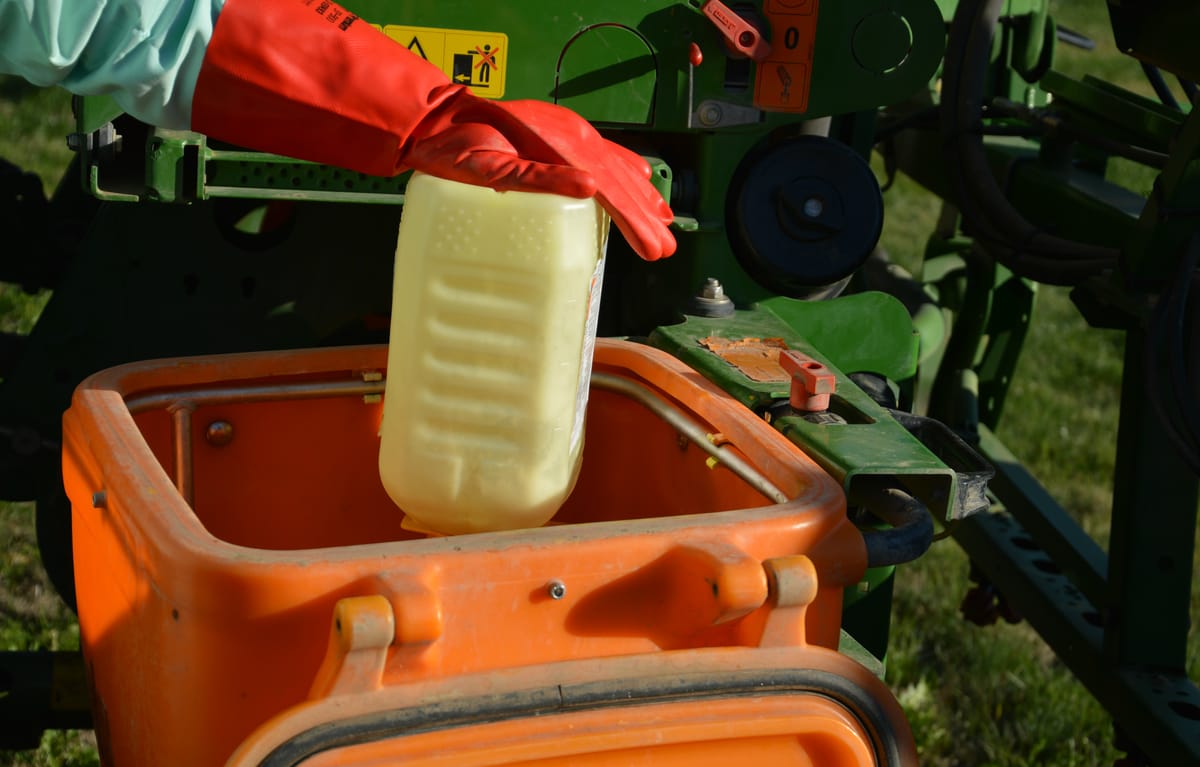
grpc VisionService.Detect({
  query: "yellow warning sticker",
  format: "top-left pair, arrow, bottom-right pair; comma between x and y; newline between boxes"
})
379,25 -> 507,99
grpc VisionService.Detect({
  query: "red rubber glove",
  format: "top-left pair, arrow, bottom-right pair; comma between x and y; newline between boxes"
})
484,100 -> 677,264
192,0 -> 675,261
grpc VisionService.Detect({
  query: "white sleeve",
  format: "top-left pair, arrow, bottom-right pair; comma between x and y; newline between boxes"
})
0,0 -> 226,128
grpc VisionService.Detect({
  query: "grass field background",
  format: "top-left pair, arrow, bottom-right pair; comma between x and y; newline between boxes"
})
0,1 -> 1196,765
879,3 -> 1199,764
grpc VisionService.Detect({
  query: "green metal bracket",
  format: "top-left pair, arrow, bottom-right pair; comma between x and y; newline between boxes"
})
71,129 -> 677,211
917,248 -> 1036,432
648,297 -> 961,522
145,130 -> 205,203
650,296 -> 917,407
1010,6 -> 1054,82
1039,70 -> 1185,154
71,94 -> 122,135
202,149 -> 409,204
756,292 -> 920,383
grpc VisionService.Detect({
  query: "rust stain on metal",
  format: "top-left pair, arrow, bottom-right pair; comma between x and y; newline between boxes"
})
700,336 -> 791,383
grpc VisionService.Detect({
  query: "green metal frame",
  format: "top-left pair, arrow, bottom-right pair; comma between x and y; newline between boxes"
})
648,300 -> 960,514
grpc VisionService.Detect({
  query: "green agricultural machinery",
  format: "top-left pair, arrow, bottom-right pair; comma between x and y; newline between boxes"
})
1,0 -> 1197,764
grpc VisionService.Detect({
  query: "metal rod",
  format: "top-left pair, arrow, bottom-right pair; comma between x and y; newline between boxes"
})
203,186 -> 403,206
127,379 -> 385,414
146,367 -> 791,510
590,372 -> 789,504
169,402 -> 195,507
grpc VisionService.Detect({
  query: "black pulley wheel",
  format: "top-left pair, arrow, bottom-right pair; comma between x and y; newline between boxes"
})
728,135 -> 883,297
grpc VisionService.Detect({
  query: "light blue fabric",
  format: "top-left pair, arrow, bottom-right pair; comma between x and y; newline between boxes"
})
0,0 -> 225,128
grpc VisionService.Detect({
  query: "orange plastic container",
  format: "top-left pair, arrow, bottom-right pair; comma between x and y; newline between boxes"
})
63,340 -> 916,766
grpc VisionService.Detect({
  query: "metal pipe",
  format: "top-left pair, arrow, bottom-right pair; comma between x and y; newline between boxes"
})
591,372 -> 790,504
127,379 -> 385,414
146,367 -> 791,510
169,402 -> 195,507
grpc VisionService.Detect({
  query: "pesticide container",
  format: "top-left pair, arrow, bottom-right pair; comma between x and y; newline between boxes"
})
379,172 -> 609,535
63,340 -> 917,767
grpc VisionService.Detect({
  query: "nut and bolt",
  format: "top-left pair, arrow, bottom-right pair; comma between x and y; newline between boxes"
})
688,277 -> 735,318
700,277 -> 726,300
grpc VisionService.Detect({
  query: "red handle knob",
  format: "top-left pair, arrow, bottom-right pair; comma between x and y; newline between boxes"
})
702,0 -> 773,62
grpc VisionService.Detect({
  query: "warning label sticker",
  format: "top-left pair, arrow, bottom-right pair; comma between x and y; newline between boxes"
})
755,1 -> 819,112
378,25 -> 507,99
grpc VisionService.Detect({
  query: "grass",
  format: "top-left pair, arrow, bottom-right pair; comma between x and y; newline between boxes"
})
0,2 -> 1196,764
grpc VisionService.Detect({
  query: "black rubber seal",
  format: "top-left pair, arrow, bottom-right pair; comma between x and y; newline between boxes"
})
259,666 -> 905,766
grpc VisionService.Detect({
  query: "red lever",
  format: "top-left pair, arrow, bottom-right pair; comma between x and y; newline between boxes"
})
779,351 -> 836,412
701,0 -> 772,62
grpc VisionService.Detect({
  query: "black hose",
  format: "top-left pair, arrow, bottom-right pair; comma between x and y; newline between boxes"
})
853,478 -> 935,568
941,0 -> 1120,285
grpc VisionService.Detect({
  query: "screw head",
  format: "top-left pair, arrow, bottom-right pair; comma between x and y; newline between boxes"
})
547,580 -> 567,600
205,420 -> 234,446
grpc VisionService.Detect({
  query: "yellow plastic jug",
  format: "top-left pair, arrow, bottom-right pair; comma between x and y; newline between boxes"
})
379,172 -> 609,534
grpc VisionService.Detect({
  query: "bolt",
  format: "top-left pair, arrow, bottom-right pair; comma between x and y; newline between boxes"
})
205,420 -> 234,446
92,491 -> 107,509
699,103 -> 723,127
700,277 -> 726,300
777,181 -> 840,241
547,580 -> 567,600
688,277 -> 735,318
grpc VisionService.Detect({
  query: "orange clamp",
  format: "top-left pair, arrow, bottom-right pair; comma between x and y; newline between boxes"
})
779,350 -> 836,411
